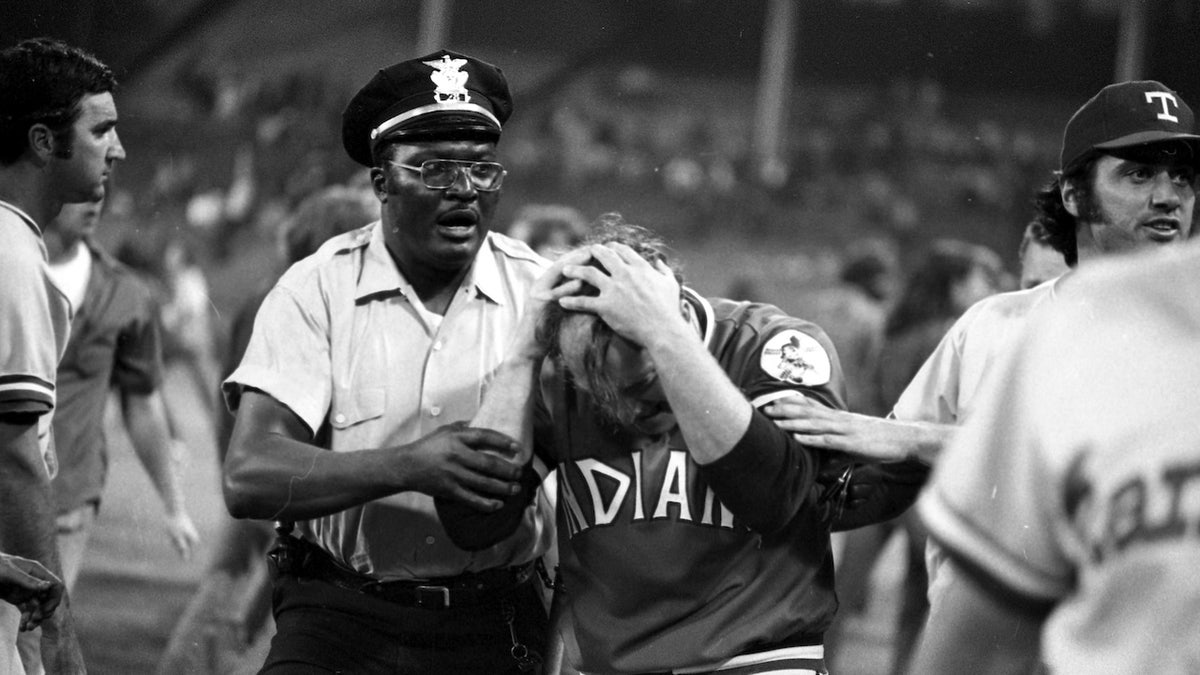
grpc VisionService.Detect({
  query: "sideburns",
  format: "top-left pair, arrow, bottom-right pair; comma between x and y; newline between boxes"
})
1073,183 -> 1105,225
51,128 -> 73,159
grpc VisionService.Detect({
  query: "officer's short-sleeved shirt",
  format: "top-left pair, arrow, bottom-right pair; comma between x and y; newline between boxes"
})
51,242 -> 163,513
0,201 -> 72,476
224,223 -> 551,579
919,243 -> 1200,672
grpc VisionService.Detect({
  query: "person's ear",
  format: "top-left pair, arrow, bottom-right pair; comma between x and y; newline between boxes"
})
1061,179 -> 1081,218
370,167 -> 388,202
28,123 -> 56,165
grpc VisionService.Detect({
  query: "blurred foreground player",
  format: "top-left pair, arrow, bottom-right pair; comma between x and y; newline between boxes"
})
221,50 -> 552,673
443,215 -> 929,674
912,240 -> 1200,673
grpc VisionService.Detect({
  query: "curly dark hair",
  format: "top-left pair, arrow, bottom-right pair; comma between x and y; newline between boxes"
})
0,38 -> 117,165
1032,153 -> 1102,267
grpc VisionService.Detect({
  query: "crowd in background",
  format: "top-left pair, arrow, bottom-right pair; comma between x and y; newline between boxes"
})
99,58 -> 1064,326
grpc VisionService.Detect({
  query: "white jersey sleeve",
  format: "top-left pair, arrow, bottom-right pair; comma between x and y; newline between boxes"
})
916,329 -> 1075,603
919,245 -> 1200,672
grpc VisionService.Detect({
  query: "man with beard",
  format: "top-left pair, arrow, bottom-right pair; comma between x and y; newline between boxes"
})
441,214 -> 929,674
762,79 -> 1199,672
221,50 -> 550,673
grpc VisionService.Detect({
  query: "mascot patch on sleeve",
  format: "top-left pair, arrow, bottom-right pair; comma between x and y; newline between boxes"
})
761,330 -> 831,386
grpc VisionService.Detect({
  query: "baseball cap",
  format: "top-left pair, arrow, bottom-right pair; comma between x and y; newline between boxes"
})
341,49 -> 513,166
1060,80 -> 1200,173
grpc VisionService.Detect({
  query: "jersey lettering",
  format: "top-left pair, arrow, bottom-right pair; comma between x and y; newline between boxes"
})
577,459 -> 632,525
1077,458 -> 1200,563
559,449 -> 741,538
653,451 -> 692,521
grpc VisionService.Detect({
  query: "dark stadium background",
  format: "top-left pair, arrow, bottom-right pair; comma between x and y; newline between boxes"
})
5,1 -> 1199,672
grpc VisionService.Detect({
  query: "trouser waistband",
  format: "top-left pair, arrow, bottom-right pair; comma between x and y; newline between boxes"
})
268,534 -> 534,609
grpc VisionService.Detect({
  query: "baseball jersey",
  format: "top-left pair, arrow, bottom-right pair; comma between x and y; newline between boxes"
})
892,278 -> 1062,603
918,242 -> 1200,672
50,241 -> 163,513
224,223 -> 551,579
543,289 -> 847,674
891,277 -> 1061,426
0,201 -> 72,475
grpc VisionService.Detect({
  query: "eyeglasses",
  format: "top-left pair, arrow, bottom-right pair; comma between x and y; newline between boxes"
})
390,159 -> 506,192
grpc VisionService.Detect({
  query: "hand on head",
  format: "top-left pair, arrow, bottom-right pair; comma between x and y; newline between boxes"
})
557,243 -> 684,347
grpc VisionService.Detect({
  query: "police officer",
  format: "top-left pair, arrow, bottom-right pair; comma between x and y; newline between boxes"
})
222,50 -> 550,673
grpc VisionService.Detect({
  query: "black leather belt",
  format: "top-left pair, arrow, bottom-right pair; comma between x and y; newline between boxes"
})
278,535 -> 534,609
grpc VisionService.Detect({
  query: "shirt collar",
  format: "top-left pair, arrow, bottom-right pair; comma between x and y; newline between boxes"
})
355,223 -> 506,306
682,286 -> 714,350
0,199 -> 41,237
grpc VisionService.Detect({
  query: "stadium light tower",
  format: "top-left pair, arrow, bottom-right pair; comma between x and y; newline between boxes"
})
1114,0 -> 1146,81
752,0 -> 797,189
417,0 -> 453,55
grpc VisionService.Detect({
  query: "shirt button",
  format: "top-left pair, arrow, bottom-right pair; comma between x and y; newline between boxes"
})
425,536 -> 436,545
334,413 -> 346,424
433,340 -> 443,351
430,406 -> 441,416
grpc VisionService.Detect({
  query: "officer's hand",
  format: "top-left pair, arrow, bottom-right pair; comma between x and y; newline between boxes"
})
397,422 -> 525,511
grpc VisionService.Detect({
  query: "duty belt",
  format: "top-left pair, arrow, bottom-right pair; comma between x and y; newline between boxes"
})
271,534 -> 534,609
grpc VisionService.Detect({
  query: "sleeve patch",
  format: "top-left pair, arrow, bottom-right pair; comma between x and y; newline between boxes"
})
760,329 -> 831,386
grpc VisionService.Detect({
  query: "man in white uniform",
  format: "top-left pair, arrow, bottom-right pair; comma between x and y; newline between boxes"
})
911,240 -> 1200,673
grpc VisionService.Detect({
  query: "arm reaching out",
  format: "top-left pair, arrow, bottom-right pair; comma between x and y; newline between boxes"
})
224,393 -> 526,522
764,393 -> 953,465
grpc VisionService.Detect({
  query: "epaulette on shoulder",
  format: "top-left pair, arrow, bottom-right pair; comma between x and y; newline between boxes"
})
489,231 -> 548,267
312,221 -> 377,260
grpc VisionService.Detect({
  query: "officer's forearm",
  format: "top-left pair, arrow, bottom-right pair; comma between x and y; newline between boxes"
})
223,433 -> 406,521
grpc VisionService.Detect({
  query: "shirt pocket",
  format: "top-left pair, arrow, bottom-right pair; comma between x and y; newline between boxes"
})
329,386 -> 385,430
